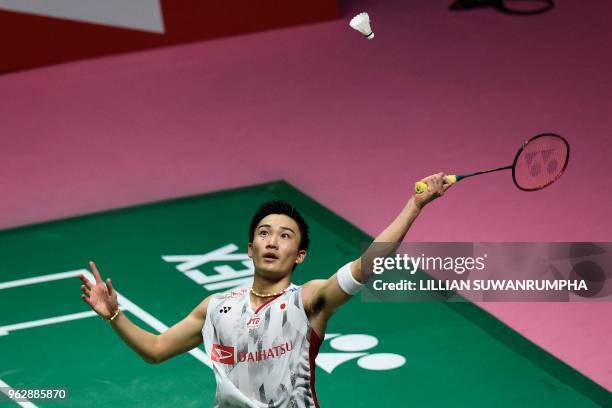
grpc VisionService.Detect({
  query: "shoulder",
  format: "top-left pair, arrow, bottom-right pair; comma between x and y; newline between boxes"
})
300,279 -> 326,314
211,288 -> 249,305
192,294 -> 215,319
200,288 -> 247,317
301,279 -> 326,294
207,288 -> 248,307
219,288 -> 249,299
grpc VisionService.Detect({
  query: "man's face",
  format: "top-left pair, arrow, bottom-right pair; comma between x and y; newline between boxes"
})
248,214 -> 306,277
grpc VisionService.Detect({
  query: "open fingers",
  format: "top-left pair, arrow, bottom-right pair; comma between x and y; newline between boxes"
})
89,261 -> 103,283
79,274 -> 93,290
81,293 -> 94,308
81,284 -> 90,298
106,278 -> 115,296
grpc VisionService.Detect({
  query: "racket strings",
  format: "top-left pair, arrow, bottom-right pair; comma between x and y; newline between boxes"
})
514,135 -> 568,190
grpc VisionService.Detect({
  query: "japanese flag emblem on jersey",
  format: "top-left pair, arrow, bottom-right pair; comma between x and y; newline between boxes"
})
276,302 -> 287,312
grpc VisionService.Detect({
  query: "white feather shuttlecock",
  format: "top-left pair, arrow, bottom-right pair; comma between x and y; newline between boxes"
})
349,12 -> 374,40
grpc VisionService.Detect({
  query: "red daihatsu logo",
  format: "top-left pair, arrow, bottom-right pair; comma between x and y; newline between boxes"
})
211,344 -> 235,365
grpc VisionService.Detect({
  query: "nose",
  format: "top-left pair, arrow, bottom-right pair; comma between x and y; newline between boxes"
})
266,234 -> 279,249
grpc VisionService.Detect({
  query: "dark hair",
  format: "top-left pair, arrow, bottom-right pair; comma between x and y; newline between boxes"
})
249,200 -> 310,251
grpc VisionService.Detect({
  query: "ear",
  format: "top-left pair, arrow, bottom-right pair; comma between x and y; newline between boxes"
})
247,242 -> 253,258
295,249 -> 307,265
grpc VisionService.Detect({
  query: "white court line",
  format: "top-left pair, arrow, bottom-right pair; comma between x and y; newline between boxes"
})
0,378 -> 38,407
0,270 -> 212,368
0,270 -> 86,289
0,311 -> 98,336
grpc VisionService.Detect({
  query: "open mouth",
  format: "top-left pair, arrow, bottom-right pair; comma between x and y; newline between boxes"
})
263,252 -> 279,261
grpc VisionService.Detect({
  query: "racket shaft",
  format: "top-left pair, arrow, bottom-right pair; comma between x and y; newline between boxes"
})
414,165 -> 512,194
459,165 -> 512,179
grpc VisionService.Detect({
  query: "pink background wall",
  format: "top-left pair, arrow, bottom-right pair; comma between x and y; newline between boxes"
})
1,0 -> 610,390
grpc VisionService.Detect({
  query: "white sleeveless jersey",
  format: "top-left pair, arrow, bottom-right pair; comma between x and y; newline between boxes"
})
202,285 -> 322,408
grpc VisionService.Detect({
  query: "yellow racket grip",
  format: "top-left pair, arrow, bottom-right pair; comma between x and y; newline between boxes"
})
414,175 -> 457,194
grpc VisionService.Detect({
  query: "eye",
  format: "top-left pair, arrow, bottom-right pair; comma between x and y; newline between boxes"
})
259,230 -> 268,236
281,233 -> 291,239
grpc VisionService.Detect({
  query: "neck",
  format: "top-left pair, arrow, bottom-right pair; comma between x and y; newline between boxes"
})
250,273 -> 291,307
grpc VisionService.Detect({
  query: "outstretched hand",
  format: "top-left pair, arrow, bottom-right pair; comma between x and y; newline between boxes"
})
413,172 -> 453,209
79,261 -> 119,319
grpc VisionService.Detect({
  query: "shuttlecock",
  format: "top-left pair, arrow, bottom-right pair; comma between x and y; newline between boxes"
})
349,12 -> 374,40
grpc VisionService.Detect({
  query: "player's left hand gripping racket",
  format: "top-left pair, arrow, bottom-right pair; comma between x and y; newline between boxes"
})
415,133 -> 569,193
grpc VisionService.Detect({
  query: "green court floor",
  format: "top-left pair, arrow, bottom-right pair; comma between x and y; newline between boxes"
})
0,181 -> 609,407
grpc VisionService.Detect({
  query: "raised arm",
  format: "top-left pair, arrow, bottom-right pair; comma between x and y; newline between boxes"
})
79,261 -> 211,364
302,173 -> 451,331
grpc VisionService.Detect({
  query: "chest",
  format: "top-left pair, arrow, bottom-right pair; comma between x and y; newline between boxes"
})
212,292 -> 306,345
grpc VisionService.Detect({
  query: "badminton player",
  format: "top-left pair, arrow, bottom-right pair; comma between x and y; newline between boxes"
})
78,172 -> 451,407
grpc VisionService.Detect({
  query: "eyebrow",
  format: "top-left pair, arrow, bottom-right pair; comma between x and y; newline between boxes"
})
257,224 -> 296,234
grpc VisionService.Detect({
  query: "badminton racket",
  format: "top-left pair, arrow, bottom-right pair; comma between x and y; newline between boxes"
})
415,133 -> 569,193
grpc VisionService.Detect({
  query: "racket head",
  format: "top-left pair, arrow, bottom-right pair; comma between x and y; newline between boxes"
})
512,133 -> 569,191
